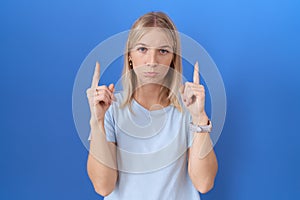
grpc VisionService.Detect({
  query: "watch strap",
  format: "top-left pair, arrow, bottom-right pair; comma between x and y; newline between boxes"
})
189,120 -> 212,133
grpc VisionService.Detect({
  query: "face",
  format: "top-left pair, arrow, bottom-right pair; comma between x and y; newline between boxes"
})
129,28 -> 174,86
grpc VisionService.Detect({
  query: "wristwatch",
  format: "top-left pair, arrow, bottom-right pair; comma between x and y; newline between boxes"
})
189,120 -> 212,133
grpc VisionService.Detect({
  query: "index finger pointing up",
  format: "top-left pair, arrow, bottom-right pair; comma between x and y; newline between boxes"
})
193,61 -> 200,84
91,61 -> 100,88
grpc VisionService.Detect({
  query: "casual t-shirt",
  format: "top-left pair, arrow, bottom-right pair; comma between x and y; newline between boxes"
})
89,92 -> 200,200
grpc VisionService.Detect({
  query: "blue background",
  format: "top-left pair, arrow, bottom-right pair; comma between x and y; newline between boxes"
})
1,0 -> 299,199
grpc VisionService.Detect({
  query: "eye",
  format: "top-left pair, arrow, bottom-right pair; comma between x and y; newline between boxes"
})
159,49 -> 169,55
137,47 -> 147,53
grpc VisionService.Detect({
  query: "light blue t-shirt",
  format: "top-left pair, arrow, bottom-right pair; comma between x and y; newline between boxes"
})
91,92 -> 200,200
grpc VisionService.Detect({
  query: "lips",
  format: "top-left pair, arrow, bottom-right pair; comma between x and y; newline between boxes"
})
144,72 -> 158,77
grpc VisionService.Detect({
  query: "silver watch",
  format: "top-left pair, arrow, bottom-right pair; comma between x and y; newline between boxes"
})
189,120 -> 212,133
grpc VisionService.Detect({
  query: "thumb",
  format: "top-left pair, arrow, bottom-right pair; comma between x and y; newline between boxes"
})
179,84 -> 185,94
108,83 -> 115,93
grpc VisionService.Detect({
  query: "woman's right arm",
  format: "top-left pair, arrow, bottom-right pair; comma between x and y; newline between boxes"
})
86,62 -> 118,197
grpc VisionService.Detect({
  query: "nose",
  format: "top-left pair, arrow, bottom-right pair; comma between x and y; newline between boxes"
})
147,49 -> 158,67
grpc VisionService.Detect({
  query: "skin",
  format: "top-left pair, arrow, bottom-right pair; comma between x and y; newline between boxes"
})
86,62 -> 117,196
86,28 -> 218,196
129,28 -> 174,109
181,62 -> 218,193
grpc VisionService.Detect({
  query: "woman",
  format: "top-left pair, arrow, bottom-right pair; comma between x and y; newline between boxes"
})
86,12 -> 218,199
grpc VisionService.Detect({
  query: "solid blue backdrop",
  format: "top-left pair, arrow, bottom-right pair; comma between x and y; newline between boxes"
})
1,0 -> 299,199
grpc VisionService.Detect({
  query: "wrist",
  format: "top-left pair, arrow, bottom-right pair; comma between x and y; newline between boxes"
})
192,112 -> 209,126
90,117 -> 104,127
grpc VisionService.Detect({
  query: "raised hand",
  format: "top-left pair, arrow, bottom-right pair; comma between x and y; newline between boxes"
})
180,61 -> 208,123
86,62 -> 115,122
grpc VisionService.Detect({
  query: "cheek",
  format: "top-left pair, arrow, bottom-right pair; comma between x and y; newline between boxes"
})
130,52 -> 142,65
161,56 -> 173,76
163,55 -> 173,66
131,57 -> 141,66
156,65 -> 170,79
132,65 -> 144,76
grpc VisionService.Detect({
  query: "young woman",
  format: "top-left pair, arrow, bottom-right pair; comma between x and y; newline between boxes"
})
86,12 -> 218,199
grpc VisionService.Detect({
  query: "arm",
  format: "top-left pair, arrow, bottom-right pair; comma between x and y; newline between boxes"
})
86,62 -> 118,197
187,114 -> 218,194
87,118 -> 118,196
180,62 -> 218,193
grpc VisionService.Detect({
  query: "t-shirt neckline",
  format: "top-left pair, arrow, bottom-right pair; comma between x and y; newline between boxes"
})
132,98 -> 172,114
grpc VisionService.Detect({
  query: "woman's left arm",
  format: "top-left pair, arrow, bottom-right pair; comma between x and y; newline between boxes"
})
180,62 -> 218,193
187,114 -> 218,194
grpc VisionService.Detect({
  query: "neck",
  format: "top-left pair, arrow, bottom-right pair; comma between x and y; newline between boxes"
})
133,84 -> 169,110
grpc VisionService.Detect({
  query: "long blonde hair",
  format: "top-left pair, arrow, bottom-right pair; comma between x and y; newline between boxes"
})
121,12 -> 182,112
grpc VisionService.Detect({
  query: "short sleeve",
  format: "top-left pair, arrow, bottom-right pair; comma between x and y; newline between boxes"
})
104,105 -> 116,143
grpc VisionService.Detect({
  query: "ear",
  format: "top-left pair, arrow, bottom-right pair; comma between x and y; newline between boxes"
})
128,54 -> 133,68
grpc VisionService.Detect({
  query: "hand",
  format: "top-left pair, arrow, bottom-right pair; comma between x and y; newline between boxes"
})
180,62 -> 208,124
86,62 -> 115,122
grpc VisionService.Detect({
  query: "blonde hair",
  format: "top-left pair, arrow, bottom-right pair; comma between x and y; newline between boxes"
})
121,11 -> 182,112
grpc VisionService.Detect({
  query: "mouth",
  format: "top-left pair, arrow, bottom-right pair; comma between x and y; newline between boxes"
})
144,72 -> 158,77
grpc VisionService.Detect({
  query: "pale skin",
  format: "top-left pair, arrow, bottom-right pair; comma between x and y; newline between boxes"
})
86,62 -> 118,196
86,29 -> 218,196
182,62 -> 218,193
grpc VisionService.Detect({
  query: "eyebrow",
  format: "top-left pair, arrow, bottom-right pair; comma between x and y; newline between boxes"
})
135,43 -> 172,49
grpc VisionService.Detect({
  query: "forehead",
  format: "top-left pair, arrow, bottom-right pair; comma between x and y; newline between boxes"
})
137,28 -> 173,47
